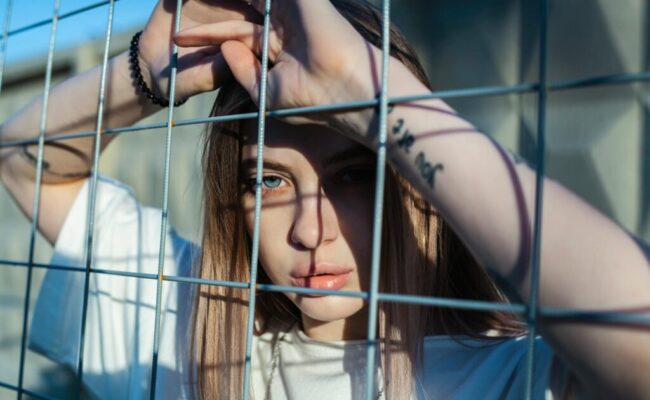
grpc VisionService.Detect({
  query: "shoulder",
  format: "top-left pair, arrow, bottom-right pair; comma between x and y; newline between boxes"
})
418,335 -> 554,399
53,175 -> 200,276
30,176 -> 200,398
422,333 -> 551,358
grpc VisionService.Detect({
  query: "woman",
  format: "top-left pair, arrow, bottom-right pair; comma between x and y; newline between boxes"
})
1,0 -> 649,399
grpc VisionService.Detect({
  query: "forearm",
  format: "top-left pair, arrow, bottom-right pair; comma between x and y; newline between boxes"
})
396,118 -> 650,397
386,100 -> 650,303
0,51 -> 160,185
350,56 -> 650,398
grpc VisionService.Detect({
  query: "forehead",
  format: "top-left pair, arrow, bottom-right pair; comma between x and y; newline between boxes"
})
241,118 -> 370,165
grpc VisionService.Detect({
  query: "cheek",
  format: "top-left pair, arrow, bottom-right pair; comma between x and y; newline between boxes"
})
330,189 -> 375,258
244,199 -> 295,283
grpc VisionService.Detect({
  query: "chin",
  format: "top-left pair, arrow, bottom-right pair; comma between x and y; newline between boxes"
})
292,294 -> 366,323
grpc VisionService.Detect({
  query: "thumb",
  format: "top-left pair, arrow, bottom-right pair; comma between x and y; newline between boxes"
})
220,40 -> 262,105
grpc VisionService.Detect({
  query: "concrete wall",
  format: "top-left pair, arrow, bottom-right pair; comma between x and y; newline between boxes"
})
1,0 -> 649,397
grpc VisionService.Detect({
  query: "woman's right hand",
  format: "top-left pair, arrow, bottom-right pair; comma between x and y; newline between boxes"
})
138,0 -> 263,101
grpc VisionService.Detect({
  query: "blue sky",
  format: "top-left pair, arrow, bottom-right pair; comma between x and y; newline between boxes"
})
1,0 -> 156,65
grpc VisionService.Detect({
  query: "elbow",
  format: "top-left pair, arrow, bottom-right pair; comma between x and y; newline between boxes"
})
597,353 -> 650,400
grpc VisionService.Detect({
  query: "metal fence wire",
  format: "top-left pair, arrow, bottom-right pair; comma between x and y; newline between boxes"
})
0,0 -> 649,400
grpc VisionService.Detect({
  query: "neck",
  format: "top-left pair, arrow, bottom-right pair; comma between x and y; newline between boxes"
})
301,308 -> 369,341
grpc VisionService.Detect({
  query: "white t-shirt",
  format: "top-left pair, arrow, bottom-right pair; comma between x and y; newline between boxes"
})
29,177 -> 559,399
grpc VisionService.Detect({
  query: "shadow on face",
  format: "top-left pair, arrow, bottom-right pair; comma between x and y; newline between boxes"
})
239,118 -> 378,334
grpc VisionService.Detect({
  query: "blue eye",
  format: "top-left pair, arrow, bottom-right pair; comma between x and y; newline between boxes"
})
262,176 -> 283,189
245,175 -> 285,192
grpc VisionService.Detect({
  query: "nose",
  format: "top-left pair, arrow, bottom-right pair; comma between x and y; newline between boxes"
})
290,189 -> 339,249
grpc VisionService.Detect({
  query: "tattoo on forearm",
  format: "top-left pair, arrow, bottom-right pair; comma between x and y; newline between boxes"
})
390,117 -> 444,189
20,144 -> 89,179
415,152 -> 444,189
391,118 -> 415,153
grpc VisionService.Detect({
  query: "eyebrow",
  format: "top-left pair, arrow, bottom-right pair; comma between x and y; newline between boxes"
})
240,159 -> 291,174
240,146 -> 375,173
321,147 -> 375,166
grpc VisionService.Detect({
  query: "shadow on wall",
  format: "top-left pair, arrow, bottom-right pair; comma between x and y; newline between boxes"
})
389,0 -> 649,241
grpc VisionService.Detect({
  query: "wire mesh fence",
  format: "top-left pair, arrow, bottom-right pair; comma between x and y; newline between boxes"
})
0,0 -> 649,399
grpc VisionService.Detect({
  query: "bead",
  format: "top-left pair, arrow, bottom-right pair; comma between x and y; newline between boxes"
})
128,30 -> 185,108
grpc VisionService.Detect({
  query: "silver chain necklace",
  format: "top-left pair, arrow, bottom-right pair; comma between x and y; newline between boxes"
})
264,330 -> 385,400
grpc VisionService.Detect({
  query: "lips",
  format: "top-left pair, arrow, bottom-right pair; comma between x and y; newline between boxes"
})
290,263 -> 353,291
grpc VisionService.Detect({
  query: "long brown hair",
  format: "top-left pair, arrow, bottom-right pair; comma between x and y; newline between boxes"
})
189,1 -> 523,398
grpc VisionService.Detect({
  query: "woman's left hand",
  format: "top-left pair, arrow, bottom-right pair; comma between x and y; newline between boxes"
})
140,0 -> 263,102
174,0 -> 382,135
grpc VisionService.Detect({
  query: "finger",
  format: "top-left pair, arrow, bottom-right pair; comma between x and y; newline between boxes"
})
220,40 -> 261,105
176,50 -> 232,93
161,0 -> 264,24
175,21 -> 281,62
177,44 -> 220,58
196,0 -> 265,25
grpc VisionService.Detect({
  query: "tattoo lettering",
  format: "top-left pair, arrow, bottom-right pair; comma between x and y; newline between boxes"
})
392,118 -> 404,134
397,132 -> 415,152
391,118 -> 415,153
415,152 -> 444,189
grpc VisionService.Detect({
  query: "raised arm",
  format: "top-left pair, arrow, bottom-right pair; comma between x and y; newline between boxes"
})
357,54 -> 650,399
0,0 -> 260,245
175,0 -> 650,397
0,52 -> 158,245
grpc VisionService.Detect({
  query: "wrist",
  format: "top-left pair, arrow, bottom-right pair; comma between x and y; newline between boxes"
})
129,31 -> 186,108
135,30 -> 160,97
113,51 -> 163,118
136,51 -> 157,98
329,46 -> 432,149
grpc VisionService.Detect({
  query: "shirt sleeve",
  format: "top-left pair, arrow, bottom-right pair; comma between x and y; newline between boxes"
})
28,176 -> 199,399
419,335 -> 556,400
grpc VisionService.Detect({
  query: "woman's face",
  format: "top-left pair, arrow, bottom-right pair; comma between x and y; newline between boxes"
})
240,119 -> 376,339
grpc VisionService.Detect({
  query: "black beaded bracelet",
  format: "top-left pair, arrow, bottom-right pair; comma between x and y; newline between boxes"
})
129,31 -> 187,108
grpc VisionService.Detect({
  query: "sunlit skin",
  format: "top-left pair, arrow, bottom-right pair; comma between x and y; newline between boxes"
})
240,118 -> 377,341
